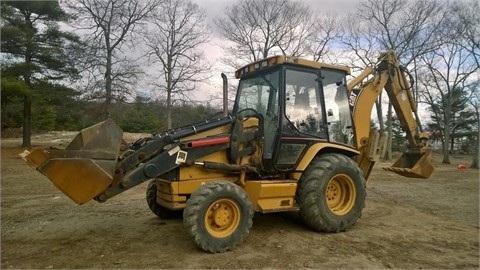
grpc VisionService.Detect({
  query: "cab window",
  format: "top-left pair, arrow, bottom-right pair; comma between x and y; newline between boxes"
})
321,68 -> 354,145
284,69 -> 326,138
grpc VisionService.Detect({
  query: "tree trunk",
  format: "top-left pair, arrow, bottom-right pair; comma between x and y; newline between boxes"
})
450,136 -> 455,152
104,50 -> 113,119
472,112 -> 479,169
167,94 -> 172,129
22,95 -> 32,149
441,95 -> 453,163
22,13 -> 33,149
472,135 -> 479,169
442,131 -> 451,164
166,55 -> 173,129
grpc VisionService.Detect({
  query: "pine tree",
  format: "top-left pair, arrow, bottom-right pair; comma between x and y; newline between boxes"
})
426,87 -> 476,159
1,1 -> 80,147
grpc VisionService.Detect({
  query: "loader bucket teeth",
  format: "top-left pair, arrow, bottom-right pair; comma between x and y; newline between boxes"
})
383,149 -> 434,179
23,119 -> 124,204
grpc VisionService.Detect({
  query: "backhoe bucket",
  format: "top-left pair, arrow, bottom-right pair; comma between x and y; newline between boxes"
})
383,148 -> 434,178
22,119 -> 124,204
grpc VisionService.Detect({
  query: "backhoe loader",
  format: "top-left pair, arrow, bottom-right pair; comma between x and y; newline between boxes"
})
23,50 -> 434,253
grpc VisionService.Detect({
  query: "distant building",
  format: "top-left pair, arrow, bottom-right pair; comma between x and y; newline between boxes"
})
136,90 -> 151,103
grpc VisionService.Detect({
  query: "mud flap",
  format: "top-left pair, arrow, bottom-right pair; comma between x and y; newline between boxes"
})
383,148 -> 434,179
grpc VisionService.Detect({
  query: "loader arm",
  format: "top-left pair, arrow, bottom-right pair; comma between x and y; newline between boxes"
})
347,51 -> 433,179
23,116 -> 238,204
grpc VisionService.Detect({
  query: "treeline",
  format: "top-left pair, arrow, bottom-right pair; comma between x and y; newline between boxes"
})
1,93 -> 219,134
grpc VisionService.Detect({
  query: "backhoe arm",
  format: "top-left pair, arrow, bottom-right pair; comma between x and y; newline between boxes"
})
347,51 -> 434,179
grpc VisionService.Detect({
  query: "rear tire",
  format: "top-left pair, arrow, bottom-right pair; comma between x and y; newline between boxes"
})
183,181 -> 253,253
296,153 -> 366,232
146,180 -> 181,219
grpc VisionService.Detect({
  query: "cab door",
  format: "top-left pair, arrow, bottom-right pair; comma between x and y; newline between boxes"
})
276,68 -> 326,170
234,68 -> 280,172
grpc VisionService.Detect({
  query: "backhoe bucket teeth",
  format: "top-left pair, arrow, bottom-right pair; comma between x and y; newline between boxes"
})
383,149 -> 434,179
22,119 -> 124,204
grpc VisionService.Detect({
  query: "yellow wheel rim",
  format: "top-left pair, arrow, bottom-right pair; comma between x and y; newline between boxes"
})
326,174 -> 356,215
204,199 -> 240,238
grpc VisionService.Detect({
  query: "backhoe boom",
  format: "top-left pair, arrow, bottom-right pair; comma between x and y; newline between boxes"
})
347,51 -> 433,179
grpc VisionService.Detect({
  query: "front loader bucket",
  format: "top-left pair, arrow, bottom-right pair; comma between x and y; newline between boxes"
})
383,148 -> 434,178
22,119 -> 123,204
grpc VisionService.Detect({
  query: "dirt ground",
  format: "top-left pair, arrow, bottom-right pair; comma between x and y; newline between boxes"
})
1,132 -> 479,269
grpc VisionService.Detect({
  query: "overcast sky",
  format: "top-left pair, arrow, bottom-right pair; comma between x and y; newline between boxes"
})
184,0 -> 359,104
181,0 -> 432,121
196,0 -> 358,20
193,0 -> 359,63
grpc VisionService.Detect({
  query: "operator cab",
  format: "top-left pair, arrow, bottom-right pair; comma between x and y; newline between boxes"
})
233,56 -> 355,172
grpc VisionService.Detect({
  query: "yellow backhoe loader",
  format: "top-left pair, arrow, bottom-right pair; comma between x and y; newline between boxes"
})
23,50 -> 434,253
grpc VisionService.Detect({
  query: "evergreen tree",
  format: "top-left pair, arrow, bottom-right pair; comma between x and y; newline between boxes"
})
1,1 -> 81,147
119,98 -> 160,133
426,87 -> 476,156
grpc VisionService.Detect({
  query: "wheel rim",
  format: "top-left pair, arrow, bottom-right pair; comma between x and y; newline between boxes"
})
204,199 -> 241,238
325,174 -> 356,215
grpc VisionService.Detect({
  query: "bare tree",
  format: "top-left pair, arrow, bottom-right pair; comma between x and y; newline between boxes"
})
452,0 -> 480,70
307,12 -> 340,63
450,0 -> 480,168
340,0 -> 445,160
344,0 -> 445,64
418,1 -> 479,164
215,0 -> 317,66
419,20 -> 479,164
143,0 -> 211,129
214,0 -> 340,111
67,0 -> 158,119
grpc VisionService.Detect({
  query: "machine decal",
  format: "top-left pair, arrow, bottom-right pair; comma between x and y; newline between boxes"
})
175,151 -> 188,164
349,89 -> 360,108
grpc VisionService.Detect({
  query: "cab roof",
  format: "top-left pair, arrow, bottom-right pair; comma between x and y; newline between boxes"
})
235,55 -> 351,79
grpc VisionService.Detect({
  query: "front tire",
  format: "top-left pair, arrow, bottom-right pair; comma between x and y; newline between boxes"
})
183,181 -> 253,253
296,153 -> 366,232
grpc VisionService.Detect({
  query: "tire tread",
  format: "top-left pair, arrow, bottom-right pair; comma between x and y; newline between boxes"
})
297,153 -> 366,232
